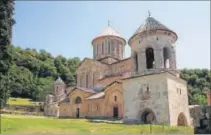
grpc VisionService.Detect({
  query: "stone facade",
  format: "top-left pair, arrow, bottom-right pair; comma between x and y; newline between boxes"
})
44,14 -> 196,127
122,72 -> 190,126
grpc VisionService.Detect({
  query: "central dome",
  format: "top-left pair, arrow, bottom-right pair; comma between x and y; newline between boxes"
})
92,25 -> 126,44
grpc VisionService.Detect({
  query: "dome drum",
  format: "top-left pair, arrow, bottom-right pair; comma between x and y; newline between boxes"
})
129,29 -> 177,46
92,36 -> 125,47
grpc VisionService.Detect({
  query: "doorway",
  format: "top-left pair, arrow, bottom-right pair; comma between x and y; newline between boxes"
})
76,108 -> 80,118
141,110 -> 155,124
113,106 -> 118,118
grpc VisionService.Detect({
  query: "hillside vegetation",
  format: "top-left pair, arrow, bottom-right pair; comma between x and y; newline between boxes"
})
0,45 -> 210,106
7,97 -> 41,106
1,45 -> 80,104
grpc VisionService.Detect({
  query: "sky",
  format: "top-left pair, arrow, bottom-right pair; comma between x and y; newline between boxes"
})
13,1 -> 210,69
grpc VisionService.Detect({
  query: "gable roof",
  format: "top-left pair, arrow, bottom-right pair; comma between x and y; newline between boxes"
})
86,92 -> 105,100
86,80 -> 122,100
67,86 -> 96,96
76,58 -> 109,72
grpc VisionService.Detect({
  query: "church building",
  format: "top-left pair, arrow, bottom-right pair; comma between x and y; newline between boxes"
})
44,13 -> 191,126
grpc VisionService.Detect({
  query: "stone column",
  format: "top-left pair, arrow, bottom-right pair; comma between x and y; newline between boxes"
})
154,48 -> 164,69
131,50 -> 137,72
93,45 -> 96,59
171,47 -> 177,70
119,44 -> 122,59
138,51 -> 146,73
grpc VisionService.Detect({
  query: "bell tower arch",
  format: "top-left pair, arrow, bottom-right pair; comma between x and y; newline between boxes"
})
128,13 -> 178,75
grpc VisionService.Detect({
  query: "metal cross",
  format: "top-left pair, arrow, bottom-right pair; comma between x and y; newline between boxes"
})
148,10 -> 151,17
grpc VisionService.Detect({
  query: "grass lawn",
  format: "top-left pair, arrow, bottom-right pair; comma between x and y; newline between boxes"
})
1,114 -> 194,134
7,98 -> 41,106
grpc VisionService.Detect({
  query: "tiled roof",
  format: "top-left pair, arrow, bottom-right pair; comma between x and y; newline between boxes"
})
92,25 -> 126,44
129,16 -> 176,42
54,77 -> 65,85
76,87 -> 97,93
97,26 -> 124,39
87,81 -> 122,100
58,97 -> 70,104
86,92 -> 105,100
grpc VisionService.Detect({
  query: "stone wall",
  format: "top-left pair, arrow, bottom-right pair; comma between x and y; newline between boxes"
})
189,105 -> 211,133
167,73 -> 191,126
123,73 -> 170,124
4,104 -> 42,112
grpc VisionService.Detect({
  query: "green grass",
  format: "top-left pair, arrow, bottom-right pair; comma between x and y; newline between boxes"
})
7,98 -> 41,106
1,114 -> 194,134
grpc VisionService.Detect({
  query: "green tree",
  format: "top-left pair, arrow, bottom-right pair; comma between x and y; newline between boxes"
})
0,0 -> 15,107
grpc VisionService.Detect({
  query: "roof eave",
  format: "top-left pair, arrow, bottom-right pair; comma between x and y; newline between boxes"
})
128,29 -> 178,45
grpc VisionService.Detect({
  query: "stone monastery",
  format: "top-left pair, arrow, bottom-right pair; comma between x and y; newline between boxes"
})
44,14 -> 191,126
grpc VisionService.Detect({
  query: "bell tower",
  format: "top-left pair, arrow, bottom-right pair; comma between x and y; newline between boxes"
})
54,77 -> 66,101
128,13 -> 178,76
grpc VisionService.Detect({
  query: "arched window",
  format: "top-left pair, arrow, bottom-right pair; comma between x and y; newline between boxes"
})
108,41 -> 111,54
75,97 -> 82,104
163,47 -> 170,68
146,48 -> 155,69
102,42 -> 104,55
96,104 -> 99,110
93,72 -> 95,86
93,45 -> 96,58
80,74 -> 83,87
134,52 -> 138,72
86,74 -> 89,88
96,45 -> 98,56
114,96 -> 117,102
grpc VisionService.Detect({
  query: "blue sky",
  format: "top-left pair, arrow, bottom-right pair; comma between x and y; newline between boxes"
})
13,1 -> 210,69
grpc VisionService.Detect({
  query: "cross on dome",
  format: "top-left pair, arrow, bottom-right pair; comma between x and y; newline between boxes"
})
148,10 -> 151,17
108,20 -> 110,26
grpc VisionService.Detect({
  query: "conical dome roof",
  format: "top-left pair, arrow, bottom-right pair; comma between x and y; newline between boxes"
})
92,25 -> 126,44
54,77 -> 65,85
129,16 -> 177,43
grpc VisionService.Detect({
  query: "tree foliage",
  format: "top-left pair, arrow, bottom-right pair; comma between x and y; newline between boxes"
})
1,45 -> 80,101
0,0 -> 15,108
180,68 -> 210,105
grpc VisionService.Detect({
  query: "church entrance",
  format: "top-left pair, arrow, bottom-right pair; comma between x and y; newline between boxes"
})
141,109 -> 155,124
76,108 -> 80,118
113,106 -> 118,118
177,113 -> 187,126
75,96 -> 82,118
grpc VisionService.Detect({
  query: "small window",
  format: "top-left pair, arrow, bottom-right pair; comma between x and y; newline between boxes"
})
96,105 -> 99,110
102,43 -> 104,54
114,96 -> 117,102
146,86 -> 149,92
108,41 -> 111,54
96,45 -> 98,56
86,74 -> 89,88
